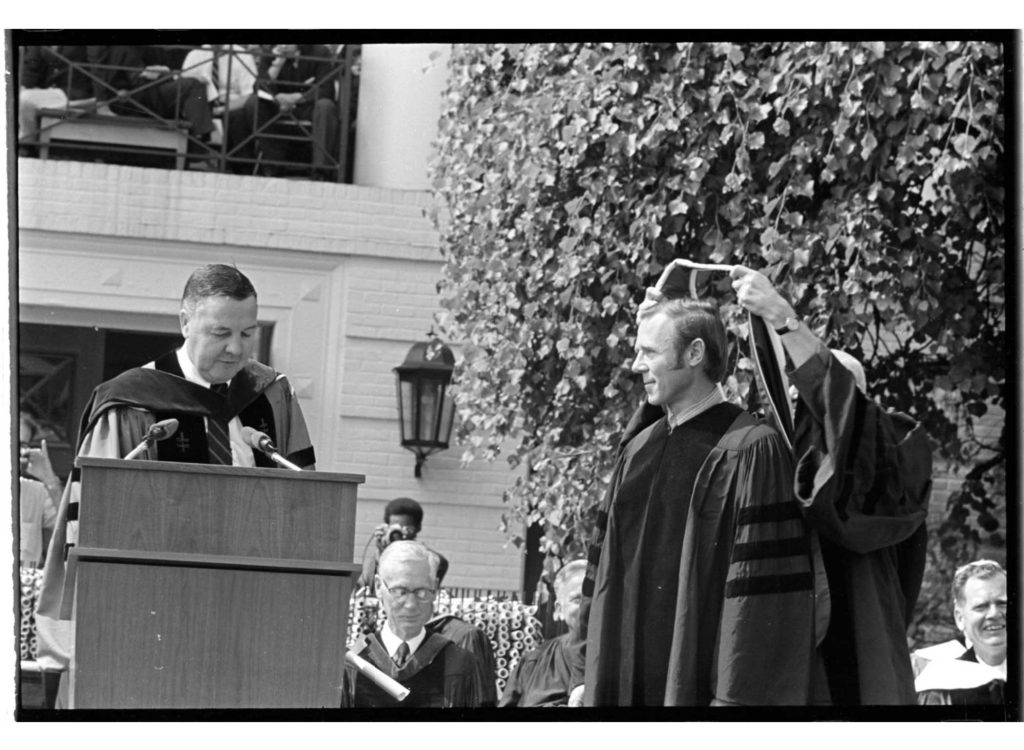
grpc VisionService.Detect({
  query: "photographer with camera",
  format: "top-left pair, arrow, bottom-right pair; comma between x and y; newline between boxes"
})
357,497 -> 449,589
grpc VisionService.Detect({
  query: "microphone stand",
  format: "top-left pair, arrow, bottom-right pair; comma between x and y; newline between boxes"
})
124,419 -> 180,460
242,426 -> 304,471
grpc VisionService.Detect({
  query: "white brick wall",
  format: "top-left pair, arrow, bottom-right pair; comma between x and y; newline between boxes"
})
18,157 -> 523,591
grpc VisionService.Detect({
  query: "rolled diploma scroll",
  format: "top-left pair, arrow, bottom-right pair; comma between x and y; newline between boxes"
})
345,650 -> 411,701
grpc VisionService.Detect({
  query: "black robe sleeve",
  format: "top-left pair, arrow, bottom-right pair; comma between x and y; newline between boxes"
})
787,336 -> 931,554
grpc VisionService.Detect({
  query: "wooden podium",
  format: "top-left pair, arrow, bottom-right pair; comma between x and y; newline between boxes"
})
63,457 -> 364,709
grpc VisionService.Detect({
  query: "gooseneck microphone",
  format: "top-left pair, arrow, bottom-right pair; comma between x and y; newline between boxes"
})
124,418 -> 180,460
240,426 -> 304,471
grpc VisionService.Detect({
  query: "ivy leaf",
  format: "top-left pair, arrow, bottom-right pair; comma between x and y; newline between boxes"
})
860,130 -> 879,160
952,133 -> 977,158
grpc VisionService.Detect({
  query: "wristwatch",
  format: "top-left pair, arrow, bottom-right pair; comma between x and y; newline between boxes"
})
775,315 -> 800,334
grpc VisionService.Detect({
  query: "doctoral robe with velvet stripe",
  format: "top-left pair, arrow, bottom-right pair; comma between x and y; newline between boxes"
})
582,402 -> 820,706
788,333 -> 931,705
34,353 -> 315,671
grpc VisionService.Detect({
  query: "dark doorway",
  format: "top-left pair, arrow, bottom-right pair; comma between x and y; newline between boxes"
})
17,324 -> 181,478
103,330 -> 184,382
19,323 -> 106,479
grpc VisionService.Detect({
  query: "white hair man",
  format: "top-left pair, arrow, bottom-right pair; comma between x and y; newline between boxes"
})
500,560 -> 586,707
341,541 -> 487,708
731,264 -> 933,705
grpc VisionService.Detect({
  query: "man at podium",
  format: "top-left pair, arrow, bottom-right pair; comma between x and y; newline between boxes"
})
34,264 -> 317,698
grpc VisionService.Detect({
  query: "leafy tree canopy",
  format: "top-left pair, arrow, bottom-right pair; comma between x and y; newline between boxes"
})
428,41 -> 1006,573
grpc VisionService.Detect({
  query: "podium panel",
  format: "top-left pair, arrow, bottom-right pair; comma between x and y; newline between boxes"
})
76,458 -> 361,563
66,458 -> 364,709
69,550 -> 358,708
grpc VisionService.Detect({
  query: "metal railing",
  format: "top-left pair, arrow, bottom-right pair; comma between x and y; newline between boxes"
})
19,44 -> 358,183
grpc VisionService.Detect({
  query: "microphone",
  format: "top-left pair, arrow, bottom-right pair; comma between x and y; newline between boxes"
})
124,418 -> 180,460
240,426 -> 304,471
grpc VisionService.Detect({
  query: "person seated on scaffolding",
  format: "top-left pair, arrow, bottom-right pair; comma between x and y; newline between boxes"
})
86,45 -> 215,166
244,44 -> 340,180
180,44 -> 258,173
17,45 -> 95,156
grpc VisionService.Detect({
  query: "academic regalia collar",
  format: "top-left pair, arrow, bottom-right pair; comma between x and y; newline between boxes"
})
915,647 -> 1007,693
618,395 -> 743,452
78,351 -> 279,449
366,631 -> 451,681
152,349 -> 277,418
665,384 -> 727,431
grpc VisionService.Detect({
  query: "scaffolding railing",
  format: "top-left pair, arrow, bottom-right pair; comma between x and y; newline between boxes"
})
19,44 -> 359,183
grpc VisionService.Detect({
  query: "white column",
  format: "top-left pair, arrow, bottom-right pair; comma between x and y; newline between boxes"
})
353,44 -> 451,191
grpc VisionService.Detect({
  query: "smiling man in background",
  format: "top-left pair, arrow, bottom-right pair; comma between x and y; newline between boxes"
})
915,560 -> 1008,706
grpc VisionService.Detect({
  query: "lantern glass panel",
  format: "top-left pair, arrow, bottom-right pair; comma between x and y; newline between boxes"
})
437,384 -> 455,447
398,378 -> 416,443
419,380 -> 443,442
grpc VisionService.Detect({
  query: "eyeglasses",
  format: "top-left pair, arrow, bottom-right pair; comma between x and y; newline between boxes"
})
379,579 -> 436,603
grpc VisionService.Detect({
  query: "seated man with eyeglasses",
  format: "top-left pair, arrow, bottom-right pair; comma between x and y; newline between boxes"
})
341,540 -> 488,708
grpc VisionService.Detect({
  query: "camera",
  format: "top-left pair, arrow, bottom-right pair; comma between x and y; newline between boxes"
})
386,524 -> 413,544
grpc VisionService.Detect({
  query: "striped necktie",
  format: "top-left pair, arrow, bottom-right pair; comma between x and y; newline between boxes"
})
207,382 -> 233,465
393,641 -> 410,668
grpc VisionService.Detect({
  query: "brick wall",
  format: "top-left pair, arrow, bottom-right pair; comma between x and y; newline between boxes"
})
18,158 -> 524,591
924,403 -> 1005,533
18,160 -> 441,257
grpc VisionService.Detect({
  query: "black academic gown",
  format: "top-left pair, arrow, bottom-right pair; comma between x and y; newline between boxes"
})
582,401 -> 819,706
499,632 -> 581,707
341,632 -> 487,708
34,352 -> 315,670
77,350 -> 315,468
788,336 -> 932,705
426,614 -> 498,705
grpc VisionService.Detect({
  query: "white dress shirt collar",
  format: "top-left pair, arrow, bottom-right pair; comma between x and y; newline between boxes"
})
380,623 -> 427,659
665,383 -> 727,431
176,347 -> 230,389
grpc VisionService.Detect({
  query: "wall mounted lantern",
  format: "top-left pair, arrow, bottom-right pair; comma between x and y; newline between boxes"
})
393,339 -> 455,478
